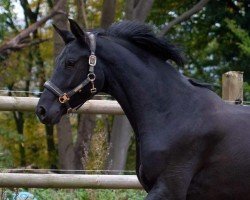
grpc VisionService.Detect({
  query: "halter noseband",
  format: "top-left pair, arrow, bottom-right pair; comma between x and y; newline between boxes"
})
44,32 -> 97,113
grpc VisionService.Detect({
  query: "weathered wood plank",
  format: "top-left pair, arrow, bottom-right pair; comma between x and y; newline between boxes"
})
0,96 -> 124,114
222,71 -> 243,104
0,173 -> 142,189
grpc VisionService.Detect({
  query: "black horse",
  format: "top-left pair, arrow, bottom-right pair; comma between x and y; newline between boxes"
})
36,19 -> 250,200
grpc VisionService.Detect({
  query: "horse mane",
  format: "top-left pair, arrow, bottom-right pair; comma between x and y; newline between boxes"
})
106,21 -> 185,66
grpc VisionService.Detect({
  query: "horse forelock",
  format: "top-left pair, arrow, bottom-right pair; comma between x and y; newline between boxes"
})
105,21 -> 186,66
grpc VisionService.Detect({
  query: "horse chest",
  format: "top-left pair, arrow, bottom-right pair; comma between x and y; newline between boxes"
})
137,126 -> 206,186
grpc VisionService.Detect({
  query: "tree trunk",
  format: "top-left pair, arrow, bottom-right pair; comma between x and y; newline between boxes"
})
106,116 -> 132,173
99,0 -> 137,172
70,2 -> 96,172
36,49 -> 57,169
56,116 -> 75,172
74,0 -> 88,29
53,0 -> 68,57
53,0 -> 75,171
125,0 -> 134,20
13,111 -> 26,167
132,0 -> 154,22
101,0 -> 116,29
125,0 -> 154,21
45,125 -> 57,169
103,0 -> 154,173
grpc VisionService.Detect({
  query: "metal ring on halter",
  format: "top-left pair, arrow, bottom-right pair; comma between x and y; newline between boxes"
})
87,73 -> 96,81
59,93 -> 70,103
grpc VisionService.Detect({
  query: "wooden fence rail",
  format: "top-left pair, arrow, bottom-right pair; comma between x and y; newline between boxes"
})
0,173 -> 142,189
0,71 -> 244,115
0,96 -> 124,115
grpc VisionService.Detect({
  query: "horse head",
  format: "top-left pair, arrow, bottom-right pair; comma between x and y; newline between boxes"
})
36,19 -> 105,124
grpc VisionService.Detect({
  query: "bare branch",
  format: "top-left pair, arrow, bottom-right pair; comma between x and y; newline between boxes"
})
0,0 -> 66,56
14,38 -> 51,50
159,0 -> 210,36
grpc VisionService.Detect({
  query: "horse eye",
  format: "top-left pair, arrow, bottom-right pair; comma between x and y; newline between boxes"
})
66,60 -> 75,68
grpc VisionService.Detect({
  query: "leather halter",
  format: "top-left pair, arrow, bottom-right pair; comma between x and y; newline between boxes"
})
44,32 -> 97,113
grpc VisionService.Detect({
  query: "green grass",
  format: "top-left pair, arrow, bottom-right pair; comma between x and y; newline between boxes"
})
1,188 -> 146,200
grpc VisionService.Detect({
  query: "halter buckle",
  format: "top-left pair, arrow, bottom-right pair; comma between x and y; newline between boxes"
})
59,93 -> 70,103
89,55 -> 97,66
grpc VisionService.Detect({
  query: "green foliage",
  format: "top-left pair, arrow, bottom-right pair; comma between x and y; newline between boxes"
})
0,50 -> 30,86
32,188 -> 89,200
0,112 -> 22,167
94,189 -> 146,200
1,188 -> 146,200
148,0 -> 195,27
244,82 -> 250,102
0,111 -> 50,168
24,113 -> 48,168
226,19 -> 250,56
0,144 -> 13,168
0,0 -> 17,41
147,1 -> 250,84
30,189 -> 145,200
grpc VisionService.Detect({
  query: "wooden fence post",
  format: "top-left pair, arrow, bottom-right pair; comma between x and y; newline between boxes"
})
222,71 -> 244,104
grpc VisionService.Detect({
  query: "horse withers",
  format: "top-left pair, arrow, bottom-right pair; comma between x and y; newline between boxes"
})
36,19 -> 250,199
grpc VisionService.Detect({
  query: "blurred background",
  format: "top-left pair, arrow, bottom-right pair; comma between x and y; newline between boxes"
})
0,0 -> 249,199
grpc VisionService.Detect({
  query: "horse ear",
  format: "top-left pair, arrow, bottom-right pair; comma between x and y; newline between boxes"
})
52,24 -> 75,44
68,18 -> 86,41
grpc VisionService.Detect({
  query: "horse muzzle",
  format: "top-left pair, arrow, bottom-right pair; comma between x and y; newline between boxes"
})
36,102 -> 65,125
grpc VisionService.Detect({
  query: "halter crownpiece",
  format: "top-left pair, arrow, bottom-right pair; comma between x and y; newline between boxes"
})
44,32 -> 97,113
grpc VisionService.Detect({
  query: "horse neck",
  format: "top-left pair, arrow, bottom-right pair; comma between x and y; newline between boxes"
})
98,39 -> 194,133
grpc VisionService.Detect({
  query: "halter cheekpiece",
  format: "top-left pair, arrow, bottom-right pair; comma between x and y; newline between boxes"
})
44,32 -> 97,113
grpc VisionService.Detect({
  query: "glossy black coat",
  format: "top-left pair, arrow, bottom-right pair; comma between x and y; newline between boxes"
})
36,20 -> 250,200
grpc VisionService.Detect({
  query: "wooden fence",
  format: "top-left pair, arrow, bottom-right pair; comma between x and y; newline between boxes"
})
0,71 -> 244,114
0,71 -> 244,189
0,96 -> 124,114
0,174 -> 142,189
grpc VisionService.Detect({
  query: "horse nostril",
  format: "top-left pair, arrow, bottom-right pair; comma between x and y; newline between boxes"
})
37,106 -> 46,117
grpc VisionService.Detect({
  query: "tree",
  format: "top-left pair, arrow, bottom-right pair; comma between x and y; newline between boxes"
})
125,0 -> 154,21
226,19 -> 250,57
103,0 -> 159,173
72,2 -> 96,171
159,0 -> 210,36
0,0 -> 66,58
0,0 -> 64,168
101,0 -> 116,29
52,0 -> 76,172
